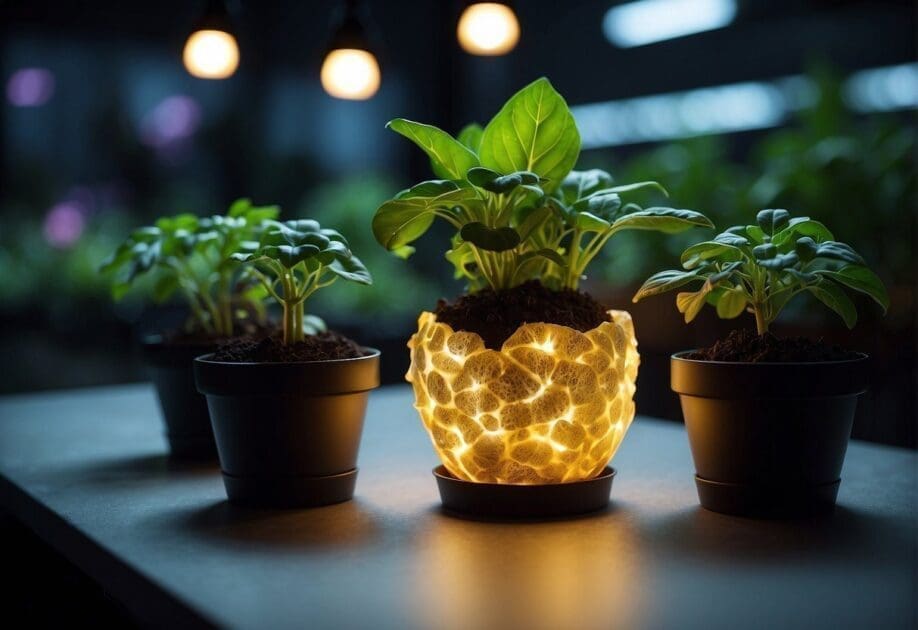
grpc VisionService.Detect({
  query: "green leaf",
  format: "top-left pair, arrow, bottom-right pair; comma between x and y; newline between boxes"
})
756,209 -> 790,235
794,236 -> 818,262
681,241 -> 742,269
716,287 -> 747,319
612,207 -> 714,235
328,254 -> 372,285
386,118 -> 479,181
372,182 -> 476,252
466,167 -> 538,193
460,222 -> 521,251
605,181 -> 668,196
479,77 -> 580,194
676,287 -> 711,323
575,211 -> 611,232
571,191 -> 622,222
815,241 -> 865,265
772,218 -> 833,246
753,243 -> 777,260
633,269 -> 702,302
301,314 -> 327,336
816,266 -> 889,312
809,281 -> 857,328
558,169 -> 614,205
758,252 -> 799,270
714,231 -> 749,247
457,123 -> 484,152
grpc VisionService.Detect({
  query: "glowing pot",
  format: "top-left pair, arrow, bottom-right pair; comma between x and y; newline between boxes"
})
407,310 -> 640,484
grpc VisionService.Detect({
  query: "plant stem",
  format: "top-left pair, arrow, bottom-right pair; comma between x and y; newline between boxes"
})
754,306 -> 769,336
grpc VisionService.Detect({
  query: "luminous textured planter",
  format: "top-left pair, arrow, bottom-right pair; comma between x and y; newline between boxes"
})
671,352 -> 869,517
407,310 -> 639,485
142,335 -> 217,460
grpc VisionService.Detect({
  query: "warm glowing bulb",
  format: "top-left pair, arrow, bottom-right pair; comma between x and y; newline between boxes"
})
183,29 -> 239,79
320,48 -> 381,100
457,2 -> 520,56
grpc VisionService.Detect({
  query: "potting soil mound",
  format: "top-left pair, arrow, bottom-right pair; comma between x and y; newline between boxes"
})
686,328 -> 859,362
212,331 -> 366,362
433,280 -> 610,350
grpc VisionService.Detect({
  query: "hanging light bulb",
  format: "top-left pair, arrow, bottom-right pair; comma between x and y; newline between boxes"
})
183,0 -> 239,79
457,1 -> 520,56
321,0 -> 381,100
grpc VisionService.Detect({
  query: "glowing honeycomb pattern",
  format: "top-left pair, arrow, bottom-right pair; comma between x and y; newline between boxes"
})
406,310 -> 640,484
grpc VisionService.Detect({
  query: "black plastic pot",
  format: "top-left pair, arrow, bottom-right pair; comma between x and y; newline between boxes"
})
194,350 -> 380,508
142,335 -> 218,460
671,351 -> 869,517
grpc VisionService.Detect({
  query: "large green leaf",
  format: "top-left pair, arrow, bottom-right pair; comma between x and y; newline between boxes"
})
372,182 -> 476,252
632,269 -> 701,302
457,123 -> 484,152
612,207 -> 714,235
681,241 -> 742,268
756,209 -> 790,235
772,218 -> 833,246
816,266 -> 889,311
479,78 -> 580,193
809,281 -> 857,328
386,118 -> 479,181
605,181 -> 668,196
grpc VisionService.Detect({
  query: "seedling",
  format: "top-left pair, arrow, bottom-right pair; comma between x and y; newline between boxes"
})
633,209 -> 889,334
101,199 -> 278,336
232,219 -> 371,344
373,77 -> 711,292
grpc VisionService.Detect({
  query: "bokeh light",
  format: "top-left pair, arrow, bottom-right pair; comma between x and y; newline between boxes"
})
182,29 -> 239,79
140,95 -> 202,148
6,68 -> 55,107
320,49 -> 381,100
457,2 -> 520,56
43,202 -> 86,249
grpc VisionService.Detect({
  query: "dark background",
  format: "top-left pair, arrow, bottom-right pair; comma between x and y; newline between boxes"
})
1,0 -> 915,446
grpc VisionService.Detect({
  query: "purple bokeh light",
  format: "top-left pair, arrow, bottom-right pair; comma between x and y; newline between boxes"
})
43,202 -> 86,249
6,68 -> 55,107
140,95 -> 202,148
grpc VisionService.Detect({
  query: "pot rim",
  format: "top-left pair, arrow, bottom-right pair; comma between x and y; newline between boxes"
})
194,347 -> 381,367
671,349 -> 869,367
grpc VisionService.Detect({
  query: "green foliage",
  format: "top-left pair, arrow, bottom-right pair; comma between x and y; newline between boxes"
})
633,209 -> 889,334
231,219 -> 371,345
100,199 -> 279,336
373,78 -> 711,292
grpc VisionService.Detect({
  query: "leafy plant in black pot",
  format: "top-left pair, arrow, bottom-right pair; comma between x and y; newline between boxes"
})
101,200 -> 278,459
373,78 -> 712,518
194,218 -> 379,508
634,209 -> 889,517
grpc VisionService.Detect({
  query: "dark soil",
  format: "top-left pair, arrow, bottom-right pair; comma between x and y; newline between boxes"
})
162,320 -> 271,347
434,281 -> 610,349
211,331 -> 367,363
687,328 -> 860,363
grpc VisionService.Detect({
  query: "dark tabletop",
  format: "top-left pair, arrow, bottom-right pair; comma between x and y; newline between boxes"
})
0,384 -> 915,629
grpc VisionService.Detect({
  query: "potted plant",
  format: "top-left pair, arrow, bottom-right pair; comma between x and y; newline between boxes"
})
633,208 -> 889,516
194,218 -> 379,508
101,199 -> 278,459
373,77 -> 712,518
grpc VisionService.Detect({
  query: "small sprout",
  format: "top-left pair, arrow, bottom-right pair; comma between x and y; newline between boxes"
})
633,209 -> 890,335
232,219 -> 371,345
100,199 -> 279,336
